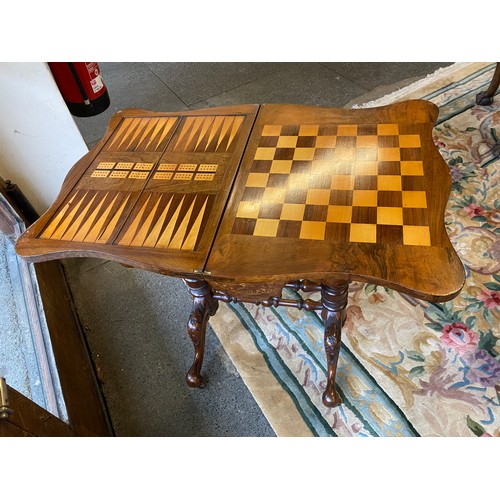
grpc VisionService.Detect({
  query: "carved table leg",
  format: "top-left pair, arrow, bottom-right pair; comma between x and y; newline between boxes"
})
476,62 -> 500,105
321,280 -> 350,407
184,279 -> 219,388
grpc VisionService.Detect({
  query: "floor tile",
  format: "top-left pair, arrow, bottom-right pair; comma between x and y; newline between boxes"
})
196,62 -> 368,108
321,62 -> 452,90
146,62 -> 287,106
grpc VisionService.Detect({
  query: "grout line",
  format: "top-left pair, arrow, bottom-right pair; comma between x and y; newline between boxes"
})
143,63 -> 190,109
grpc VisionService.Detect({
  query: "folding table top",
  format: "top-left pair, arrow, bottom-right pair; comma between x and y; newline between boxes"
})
15,100 -> 465,301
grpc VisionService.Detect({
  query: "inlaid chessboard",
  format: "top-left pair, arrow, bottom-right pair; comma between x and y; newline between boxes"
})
231,122 -> 431,246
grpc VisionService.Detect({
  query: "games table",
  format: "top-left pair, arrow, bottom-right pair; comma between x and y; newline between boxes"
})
15,100 -> 465,407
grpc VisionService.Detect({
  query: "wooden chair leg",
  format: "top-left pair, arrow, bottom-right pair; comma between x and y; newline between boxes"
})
184,279 -> 219,388
476,62 -> 500,105
320,280 -> 350,407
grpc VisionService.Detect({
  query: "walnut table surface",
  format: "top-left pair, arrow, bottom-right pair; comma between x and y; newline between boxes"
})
16,100 -> 465,407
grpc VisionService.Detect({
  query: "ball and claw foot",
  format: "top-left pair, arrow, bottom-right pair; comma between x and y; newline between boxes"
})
322,388 -> 343,408
186,370 -> 206,389
475,91 -> 494,106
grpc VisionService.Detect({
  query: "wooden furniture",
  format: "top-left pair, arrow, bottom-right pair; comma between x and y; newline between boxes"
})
1,178 -> 112,436
15,100 -> 465,408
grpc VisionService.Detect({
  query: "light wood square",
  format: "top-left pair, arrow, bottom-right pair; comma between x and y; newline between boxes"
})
403,226 -> 431,246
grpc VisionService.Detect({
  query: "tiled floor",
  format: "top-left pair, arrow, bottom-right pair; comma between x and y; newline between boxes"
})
66,62 -> 452,436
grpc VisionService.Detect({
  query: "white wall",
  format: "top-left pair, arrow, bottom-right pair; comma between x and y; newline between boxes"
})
0,63 -> 88,215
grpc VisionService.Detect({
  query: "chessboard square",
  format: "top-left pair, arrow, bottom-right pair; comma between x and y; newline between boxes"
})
378,147 -> 401,161
281,203 -> 305,221
337,124 -> 358,136
259,135 -> 279,148
354,175 -> 377,190
290,160 -> 312,174
336,136 -> 357,149
252,160 -> 273,173
378,135 -> 399,148
377,225 -> 404,245
400,148 -> 422,161
334,147 -> 356,161
402,176 -> 426,191
300,221 -> 326,240
356,148 -> 378,162
306,188 -> 331,205
378,123 -> 399,135
352,190 -> 378,206
262,124 -> 282,136
378,190 -> 403,207
246,172 -> 269,188
357,124 -> 378,136
327,205 -> 352,223
285,188 -> 308,204
377,207 -> 403,225
309,174 -> 332,189
258,203 -> 283,219
255,147 -> 276,161
402,191 -> 427,208
315,136 -> 337,148
401,161 -> 424,176
329,190 -> 353,206
262,187 -> 287,204
232,217 -> 257,236
304,205 -> 328,222
270,160 -> 293,174
403,226 -> 431,246
275,148 -> 295,160
289,173 -> 311,188
327,160 -> 353,175
281,125 -> 300,136
356,135 -> 378,148
267,173 -> 289,188
277,220 -> 302,239
403,207 -> 429,226
378,175 -> 402,191
377,161 -> 401,175
352,206 -> 377,224
400,135 -> 421,148
293,148 -> 316,161
353,161 -> 378,175
297,136 -> 316,148
299,124 -> 319,136
331,174 -> 355,190
241,187 -> 264,201
254,218 -> 280,237
236,201 -> 260,219
325,222 -> 350,242
349,223 -> 377,243
277,135 -> 298,148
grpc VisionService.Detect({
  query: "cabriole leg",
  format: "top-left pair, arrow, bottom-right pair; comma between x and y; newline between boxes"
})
321,280 -> 350,407
184,279 -> 219,388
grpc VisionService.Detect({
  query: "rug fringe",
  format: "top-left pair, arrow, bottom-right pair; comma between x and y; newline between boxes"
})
352,62 -> 493,108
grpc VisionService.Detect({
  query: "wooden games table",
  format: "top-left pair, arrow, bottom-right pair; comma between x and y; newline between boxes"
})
15,100 -> 465,408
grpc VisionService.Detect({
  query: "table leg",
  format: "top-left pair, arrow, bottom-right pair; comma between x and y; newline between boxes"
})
476,62 -> 500,105
321,280 -> 349,407
184,279 -> 219,388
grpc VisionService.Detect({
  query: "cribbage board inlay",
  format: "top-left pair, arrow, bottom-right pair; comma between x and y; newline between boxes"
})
231,122 -> 431,246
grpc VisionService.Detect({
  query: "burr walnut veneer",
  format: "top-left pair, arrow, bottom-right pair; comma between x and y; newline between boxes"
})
16,100 -> 465,408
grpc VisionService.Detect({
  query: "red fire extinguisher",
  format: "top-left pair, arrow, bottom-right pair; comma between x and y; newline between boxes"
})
48,62 -> 111,117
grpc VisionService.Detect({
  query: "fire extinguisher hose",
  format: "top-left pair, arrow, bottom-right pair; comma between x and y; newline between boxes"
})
67,62 -> 91,105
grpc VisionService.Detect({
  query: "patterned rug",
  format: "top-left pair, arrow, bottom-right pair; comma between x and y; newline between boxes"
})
209,62 -> 500,437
